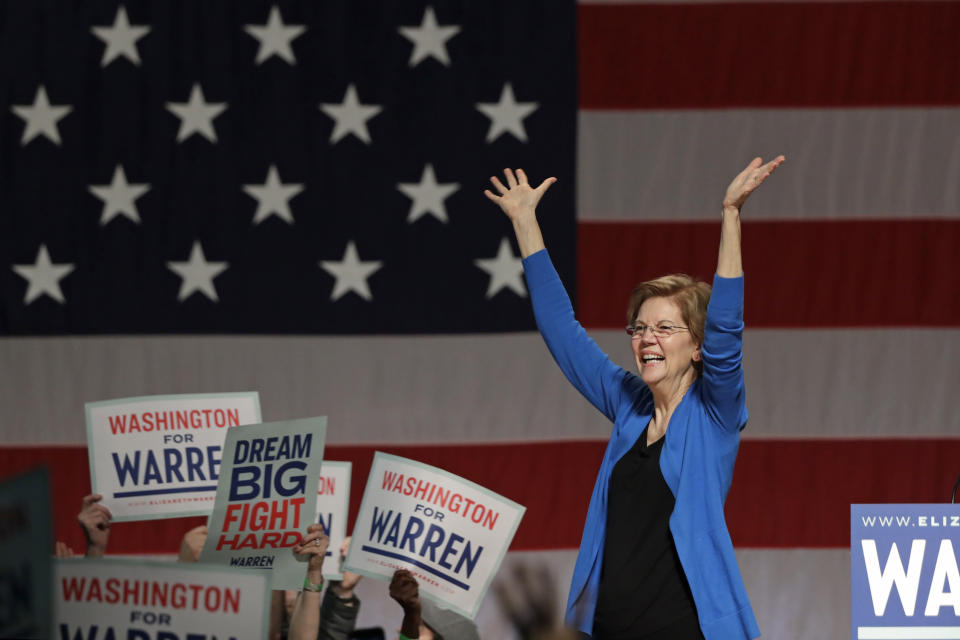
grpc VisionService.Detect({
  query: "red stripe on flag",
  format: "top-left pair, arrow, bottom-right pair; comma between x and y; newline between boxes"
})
576,219 -> 960,327
579,2 -> 960,109
727,438 -> 960,547
3,439 -> 958,553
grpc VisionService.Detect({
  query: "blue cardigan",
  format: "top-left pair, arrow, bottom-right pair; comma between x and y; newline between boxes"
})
522,250 -> 760,640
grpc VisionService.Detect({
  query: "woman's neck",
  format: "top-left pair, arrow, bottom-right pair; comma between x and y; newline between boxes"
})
647,372 -> 697,441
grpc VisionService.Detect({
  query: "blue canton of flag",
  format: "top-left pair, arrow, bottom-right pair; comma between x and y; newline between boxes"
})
1,1 -> 575,334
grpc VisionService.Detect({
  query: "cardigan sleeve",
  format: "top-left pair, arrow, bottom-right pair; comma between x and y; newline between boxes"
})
523,249 -> 635,423
700,273 -> 749,432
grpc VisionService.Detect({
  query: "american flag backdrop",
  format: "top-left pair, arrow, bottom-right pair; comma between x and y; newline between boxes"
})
2,1 -> 960,638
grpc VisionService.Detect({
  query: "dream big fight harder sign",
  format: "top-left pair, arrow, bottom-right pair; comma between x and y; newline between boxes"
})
345,452 -> 525,618
86,393 -> 261,521
199,417 -> 327,590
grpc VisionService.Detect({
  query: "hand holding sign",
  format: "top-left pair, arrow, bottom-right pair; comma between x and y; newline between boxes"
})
390,569 -> 423,640
177,525 -> 208,563
287,525 -> 332,640
293,524 -> 330,587
77,494 -> 111,558
390,569 -> 421,611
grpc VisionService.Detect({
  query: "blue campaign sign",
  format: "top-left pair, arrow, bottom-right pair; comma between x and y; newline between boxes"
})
851,504 -> 960,640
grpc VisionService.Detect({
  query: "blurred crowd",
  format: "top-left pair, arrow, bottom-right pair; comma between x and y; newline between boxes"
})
56,493 -> 579,640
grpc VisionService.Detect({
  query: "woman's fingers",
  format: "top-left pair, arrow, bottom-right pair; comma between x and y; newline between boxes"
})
752,156 -> 786,186
490,170 -> 551,196
300,530 -> 326,544
485,170 -> 554,222
535,177 -> 557,195
293,525 -> 329,554
93,504 -> 113,521
82,494 -> 103,507
293,539 -> 326,554
762,155 -> 786,176
724,154 -> 785,210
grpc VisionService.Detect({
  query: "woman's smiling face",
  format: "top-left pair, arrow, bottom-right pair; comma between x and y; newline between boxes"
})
631,296 -> 700,387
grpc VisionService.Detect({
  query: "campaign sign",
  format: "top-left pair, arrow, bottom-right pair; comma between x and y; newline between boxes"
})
199,417 -> 327,591
316,461 -> 352,581
344,452 -> 526,619
86,392 -> 262,522
54,558 -> 269,639
0,468 -> 52,639
852,504 -> 960,639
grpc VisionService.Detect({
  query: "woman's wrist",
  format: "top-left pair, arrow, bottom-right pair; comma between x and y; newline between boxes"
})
305,571 -> 324,590
330,582 -> 354,599
511,210 -> 538,229
721,204 -> 740,217
399,608 -> 422,639
511,214 -> 545,258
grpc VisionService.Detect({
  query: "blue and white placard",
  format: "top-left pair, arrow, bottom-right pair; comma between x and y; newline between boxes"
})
852,504 -> 960,639
54,558 -> 269,639
86,392 -> 262,522
198,417 -> 327,591
316,461 -> 351,581
344,452 -> 525,619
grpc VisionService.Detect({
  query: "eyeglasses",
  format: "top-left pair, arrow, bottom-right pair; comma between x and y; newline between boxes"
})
625,323 -> 689,339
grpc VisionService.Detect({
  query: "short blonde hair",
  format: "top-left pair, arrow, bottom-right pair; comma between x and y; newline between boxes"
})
626,274 -> 712,374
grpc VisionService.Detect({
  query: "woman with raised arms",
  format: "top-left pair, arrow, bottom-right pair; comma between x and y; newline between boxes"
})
484,157 -> 784,640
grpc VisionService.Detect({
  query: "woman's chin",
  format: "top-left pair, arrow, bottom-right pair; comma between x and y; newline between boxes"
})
639,366 -> 664,386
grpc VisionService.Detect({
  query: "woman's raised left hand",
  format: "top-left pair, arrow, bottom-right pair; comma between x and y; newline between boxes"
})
484,168 -> 556,222
723,155 -> 785,212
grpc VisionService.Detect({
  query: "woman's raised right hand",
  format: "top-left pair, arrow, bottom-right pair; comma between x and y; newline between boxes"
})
484,168 -> 556,222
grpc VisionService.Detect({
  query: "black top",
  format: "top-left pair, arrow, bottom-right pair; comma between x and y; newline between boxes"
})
592,426 -> 702,640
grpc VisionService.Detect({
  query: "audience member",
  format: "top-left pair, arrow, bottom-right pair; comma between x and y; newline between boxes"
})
496,563 -> 578,640
390,569 -> 479,640
54,540 -> 77,558
78,493 -> 111,558
287,524 -> 330,640
319,536 -> 362,640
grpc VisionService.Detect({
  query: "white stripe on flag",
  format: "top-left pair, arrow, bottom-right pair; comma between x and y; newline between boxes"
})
578,109 -> 960,221
2,330 -> 957,444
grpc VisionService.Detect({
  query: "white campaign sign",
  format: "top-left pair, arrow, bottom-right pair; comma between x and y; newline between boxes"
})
54,558 -> 269,639
316,461 -> 351,581
85,392 -> 262,522
199,417 -> 327,591
344,452 -> 525,619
